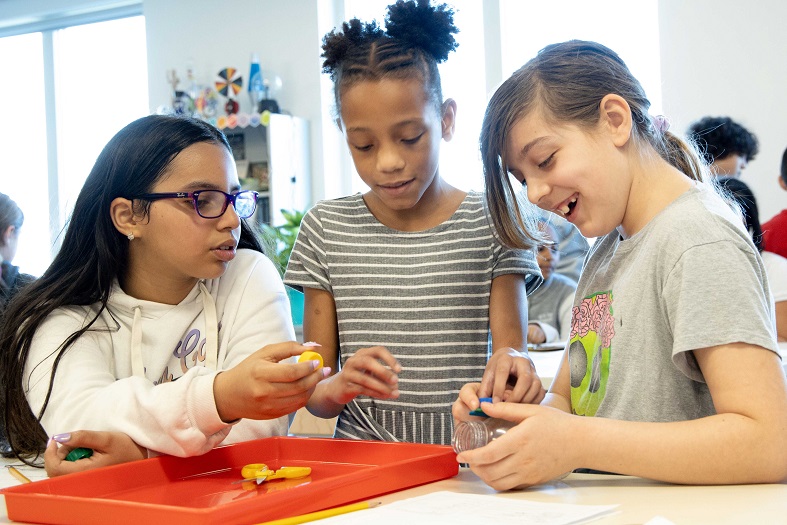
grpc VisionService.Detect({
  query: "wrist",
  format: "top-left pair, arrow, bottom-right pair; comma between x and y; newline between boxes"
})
213,371 -> 238,423
306,378 -> 346,418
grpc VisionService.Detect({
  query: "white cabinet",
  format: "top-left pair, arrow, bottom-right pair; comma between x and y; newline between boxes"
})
220,113 -> 310,226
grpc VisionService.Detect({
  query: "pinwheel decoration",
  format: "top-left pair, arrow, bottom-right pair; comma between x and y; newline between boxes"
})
215,67 -> 243,98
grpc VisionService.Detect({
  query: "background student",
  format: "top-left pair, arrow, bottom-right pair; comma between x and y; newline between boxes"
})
718,176 -> 787,341
454,40 -> 787,489
0,115 -> 326,467
762,146 -> 787,259
0,191 -> 35,458
686,115 -> 759,179
527,220 -> 577,344
0,192 -> 35,311
537,211 -> 588,283
284,0 -> 544,445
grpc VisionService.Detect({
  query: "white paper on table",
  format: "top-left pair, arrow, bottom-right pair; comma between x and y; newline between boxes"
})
315,491 -> 618,525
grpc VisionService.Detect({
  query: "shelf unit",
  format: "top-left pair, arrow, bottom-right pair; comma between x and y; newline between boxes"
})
207,112 -> 310,226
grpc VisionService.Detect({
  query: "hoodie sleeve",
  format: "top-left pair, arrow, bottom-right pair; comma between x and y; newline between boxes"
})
24,252 -> 293,457
213,251 -> 294,444
25,308 -> 235,457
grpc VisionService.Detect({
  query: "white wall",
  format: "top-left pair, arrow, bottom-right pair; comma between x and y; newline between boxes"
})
2,0 -> 786,219
659,0 -> 787,221
143,0 -> 327,203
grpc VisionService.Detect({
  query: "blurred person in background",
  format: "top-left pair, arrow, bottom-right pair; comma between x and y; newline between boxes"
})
0,192 -> 35,456
686,116 -> 759,178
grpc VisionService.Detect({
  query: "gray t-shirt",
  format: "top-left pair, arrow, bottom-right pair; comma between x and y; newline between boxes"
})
568,185 -> 777,422
528,273 -> 577,342
285,191 -> 541,444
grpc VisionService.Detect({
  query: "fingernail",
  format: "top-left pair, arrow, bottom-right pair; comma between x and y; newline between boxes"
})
52,433 -> 71,443
303,341 -> 321,347
391,390 -> 400,397
310,359 -> 321,370
321,367 -> 331,378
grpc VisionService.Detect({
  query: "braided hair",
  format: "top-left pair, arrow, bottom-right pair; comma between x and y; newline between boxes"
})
321,0 -> 458,117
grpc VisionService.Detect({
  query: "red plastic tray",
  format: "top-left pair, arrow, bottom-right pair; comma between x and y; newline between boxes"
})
3,437 -> 458,525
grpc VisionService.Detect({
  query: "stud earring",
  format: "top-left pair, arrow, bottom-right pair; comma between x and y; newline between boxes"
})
127,233 -> 135,240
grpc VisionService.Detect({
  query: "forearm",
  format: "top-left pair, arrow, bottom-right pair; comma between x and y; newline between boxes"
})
572,414 -> 787,484
542,391 -> 571,412
490,274 -> 528,352
36,369 -> 231,457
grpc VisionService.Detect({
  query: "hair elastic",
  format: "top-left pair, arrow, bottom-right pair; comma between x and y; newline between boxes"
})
653,115 -> 671,134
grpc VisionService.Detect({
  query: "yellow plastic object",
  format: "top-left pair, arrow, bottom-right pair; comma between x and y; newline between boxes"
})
241,464 -> 312,484
298,351 -> 324,369
241,463 -> 268,480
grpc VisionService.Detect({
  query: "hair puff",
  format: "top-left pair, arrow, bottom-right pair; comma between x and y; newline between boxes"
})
385,0 -> 458,63
322,18 -> 386,79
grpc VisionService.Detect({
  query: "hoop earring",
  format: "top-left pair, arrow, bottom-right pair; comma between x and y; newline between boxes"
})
127,233 -> 135,241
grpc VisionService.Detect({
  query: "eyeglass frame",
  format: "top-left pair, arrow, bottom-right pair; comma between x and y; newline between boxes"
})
131,190 -> 259,219
131,190 -> 260,219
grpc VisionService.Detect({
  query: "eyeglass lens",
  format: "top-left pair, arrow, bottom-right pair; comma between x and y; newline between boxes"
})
195,191 -> 256,219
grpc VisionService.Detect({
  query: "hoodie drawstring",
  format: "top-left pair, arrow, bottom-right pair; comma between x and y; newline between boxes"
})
128,283 -> 221,378
130,306 -> 144,377
200,281 -> 220,370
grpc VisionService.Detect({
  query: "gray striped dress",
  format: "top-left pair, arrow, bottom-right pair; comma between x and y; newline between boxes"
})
284,192 -> 541,444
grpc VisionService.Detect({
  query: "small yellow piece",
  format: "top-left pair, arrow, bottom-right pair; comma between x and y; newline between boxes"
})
298,350 -> 324,369
241,463 -> 269,480
267,466 -> 312,480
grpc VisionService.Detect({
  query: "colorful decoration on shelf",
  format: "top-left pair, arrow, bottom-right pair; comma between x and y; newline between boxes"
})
195,88 -> 221,118
167,69 -> 195,116
215,67 -> 243,115
215,67 -> 243,97
248,53 -> 265,111
210,111 -> 271,131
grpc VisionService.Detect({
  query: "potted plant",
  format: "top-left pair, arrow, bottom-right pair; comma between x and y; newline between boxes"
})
261,209 -> 306,326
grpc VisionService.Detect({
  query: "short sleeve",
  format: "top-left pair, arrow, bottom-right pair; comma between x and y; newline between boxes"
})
493,243 -> 543,294
665,240 -> 777,381
284,206 -> 332,293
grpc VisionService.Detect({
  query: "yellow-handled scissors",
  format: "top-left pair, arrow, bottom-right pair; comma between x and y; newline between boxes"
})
238,463 -> 312,485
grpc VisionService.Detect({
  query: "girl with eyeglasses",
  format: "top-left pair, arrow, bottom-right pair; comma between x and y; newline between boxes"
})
0,115 -> 327,471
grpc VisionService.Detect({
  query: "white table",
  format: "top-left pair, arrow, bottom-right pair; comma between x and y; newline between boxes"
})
2,462 -> 785,525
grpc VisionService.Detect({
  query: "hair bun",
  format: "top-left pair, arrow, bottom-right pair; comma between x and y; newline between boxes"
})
385,0 -> 458,63
322,18 -> 385,78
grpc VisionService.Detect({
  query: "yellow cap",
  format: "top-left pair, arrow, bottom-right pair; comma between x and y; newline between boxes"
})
298,350 -> 324,369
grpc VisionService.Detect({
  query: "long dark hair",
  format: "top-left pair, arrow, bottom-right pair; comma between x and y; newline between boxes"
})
0,115 -> 265,462
481,40 -> 708,249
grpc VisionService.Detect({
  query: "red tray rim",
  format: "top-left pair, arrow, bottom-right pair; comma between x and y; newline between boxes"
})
3,436 -> 459,525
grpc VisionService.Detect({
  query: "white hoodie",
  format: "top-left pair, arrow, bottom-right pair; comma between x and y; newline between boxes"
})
24,249 -> 292,457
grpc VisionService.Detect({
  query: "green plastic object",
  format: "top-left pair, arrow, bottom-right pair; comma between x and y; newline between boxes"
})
468,397 -> 492,417
65,447 -> 94,462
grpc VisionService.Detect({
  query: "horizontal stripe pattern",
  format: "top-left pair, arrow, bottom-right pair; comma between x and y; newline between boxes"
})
285,192 -> 540,444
